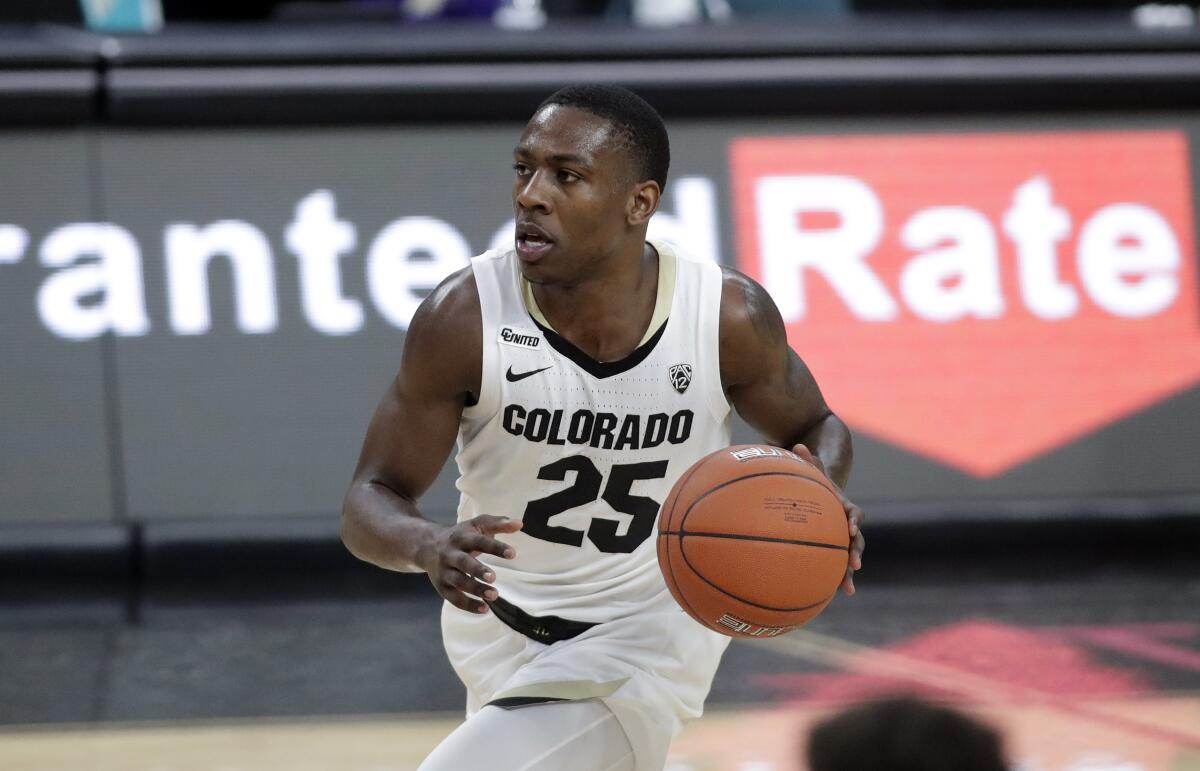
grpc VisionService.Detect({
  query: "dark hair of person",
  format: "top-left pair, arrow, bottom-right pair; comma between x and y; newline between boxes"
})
536,84 -> 670,190
807,697 -> 1009,771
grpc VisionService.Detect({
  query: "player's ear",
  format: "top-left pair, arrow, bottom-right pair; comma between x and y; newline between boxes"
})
627,180 -> 660,227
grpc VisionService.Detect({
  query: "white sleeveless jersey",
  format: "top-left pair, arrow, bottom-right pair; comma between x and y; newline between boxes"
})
454,240 -> 731,624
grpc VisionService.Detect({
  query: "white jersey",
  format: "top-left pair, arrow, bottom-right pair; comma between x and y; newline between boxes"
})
454,239 -> 731,624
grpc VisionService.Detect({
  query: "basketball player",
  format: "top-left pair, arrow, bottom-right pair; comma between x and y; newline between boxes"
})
341,84 -> 865,771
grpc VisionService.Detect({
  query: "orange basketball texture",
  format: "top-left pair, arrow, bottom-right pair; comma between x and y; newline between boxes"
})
657,445 -> 849,638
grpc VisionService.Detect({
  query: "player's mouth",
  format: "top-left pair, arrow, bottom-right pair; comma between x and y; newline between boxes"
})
516,222 -> 555,262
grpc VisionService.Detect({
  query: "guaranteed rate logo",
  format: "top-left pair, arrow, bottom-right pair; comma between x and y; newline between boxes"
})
0,177 -> 721,342
731,130 -> 1200,477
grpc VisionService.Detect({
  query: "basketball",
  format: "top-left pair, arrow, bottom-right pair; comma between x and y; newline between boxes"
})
657,445 -> 849,638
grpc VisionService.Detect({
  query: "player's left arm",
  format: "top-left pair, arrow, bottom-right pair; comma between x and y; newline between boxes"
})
718,267 -> 865,594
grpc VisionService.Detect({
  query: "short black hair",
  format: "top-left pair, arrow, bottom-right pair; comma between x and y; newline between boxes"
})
536,84 -> 670,190
807,697 -> 1008,771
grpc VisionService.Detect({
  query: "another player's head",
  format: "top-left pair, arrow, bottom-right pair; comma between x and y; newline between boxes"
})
512,84 -> 669,285
806,696 -> 1009,771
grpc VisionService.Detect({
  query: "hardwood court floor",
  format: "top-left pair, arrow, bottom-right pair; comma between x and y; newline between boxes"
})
1,665 -> 1196,771
2,525 -> 1197,771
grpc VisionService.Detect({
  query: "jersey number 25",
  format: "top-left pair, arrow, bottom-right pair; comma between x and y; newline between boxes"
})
522,456 -> 668,553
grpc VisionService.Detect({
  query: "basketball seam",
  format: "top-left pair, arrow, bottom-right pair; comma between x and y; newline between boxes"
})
661,535 -> 712,632
661,454 -> 710,533
678,471 -> 842,536
677,540 -> 837,612
661,530 -> 848,551
659,457 -> 712,630
675,470 -> 844,613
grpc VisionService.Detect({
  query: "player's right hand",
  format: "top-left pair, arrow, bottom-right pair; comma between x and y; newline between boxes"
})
419,515 -> 522,614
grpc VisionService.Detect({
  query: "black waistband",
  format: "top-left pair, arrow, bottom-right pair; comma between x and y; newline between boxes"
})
487,597 -> 597,645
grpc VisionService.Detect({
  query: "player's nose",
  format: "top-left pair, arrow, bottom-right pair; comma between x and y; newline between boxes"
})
515,170 -> 552,213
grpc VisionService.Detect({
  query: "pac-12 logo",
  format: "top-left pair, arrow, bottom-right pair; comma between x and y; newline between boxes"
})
669,363 -> 692,393
731,130 -> 1200,477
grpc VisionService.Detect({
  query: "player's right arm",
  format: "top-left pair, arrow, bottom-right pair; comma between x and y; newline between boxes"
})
340,267 -> 520,615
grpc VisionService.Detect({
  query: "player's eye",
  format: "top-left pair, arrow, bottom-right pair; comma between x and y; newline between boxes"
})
558,169 -> 580,183
512,162 -> 531,176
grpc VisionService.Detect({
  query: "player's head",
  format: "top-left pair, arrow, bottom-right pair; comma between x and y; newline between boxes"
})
806,697 -> 1008,771
537,84 -> 670,190
512,84 -> 669,284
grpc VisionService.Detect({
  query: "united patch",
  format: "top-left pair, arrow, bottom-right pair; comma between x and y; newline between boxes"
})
498,327 -> 541,349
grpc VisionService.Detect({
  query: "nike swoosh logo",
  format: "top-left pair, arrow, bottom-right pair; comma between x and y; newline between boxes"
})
506,365 -> 552,382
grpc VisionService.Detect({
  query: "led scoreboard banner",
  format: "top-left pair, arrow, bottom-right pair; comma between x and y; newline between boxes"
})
732,130 -> 1198,479
1,120 -> 1198,525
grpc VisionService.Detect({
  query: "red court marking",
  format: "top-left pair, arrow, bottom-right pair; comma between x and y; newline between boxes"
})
1057,628 -> 1200,672
754,621 -> 1200,749
1048,622 -> 1199,639
764,621 -> 1148,699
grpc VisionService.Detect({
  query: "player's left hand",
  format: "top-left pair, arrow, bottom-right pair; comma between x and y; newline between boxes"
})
792,444 -> 865,596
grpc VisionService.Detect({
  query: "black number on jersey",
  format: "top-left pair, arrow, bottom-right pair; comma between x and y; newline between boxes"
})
522,456 -> 669,553
521,456 -> 601,548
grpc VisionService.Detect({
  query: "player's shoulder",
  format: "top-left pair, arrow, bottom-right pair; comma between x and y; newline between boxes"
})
650,238 -> 707,272
646,240 -> 781,347
415,264 -> 479,324
718,266 -> 784,343
400,261 -> 486,395
405,261 -> 483,355
716,266 -> 788,391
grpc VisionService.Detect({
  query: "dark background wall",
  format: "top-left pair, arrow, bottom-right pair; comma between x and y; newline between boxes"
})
4,118 -> 1200,528
2,17 -> 1199,540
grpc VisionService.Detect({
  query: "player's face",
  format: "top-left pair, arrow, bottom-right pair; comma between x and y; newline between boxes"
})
511,105 -> 641,285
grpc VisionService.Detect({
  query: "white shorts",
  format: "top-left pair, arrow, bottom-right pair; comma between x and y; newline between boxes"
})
440,600 -> 730,771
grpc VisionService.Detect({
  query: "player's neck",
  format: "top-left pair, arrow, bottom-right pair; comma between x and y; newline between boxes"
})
531,241 -> 659,363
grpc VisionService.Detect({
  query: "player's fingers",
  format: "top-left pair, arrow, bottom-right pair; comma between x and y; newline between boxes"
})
445,568 -> 499,602
447,591 -> 490,614
456,531 -> 516,560
449,552 -> 496,584
471,515 -> 524,535
845,502 -> 865,536
429,575 -> 488,614
849,530 -> 865,571
839,567 -> 856,596
791,444 -> 825,473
